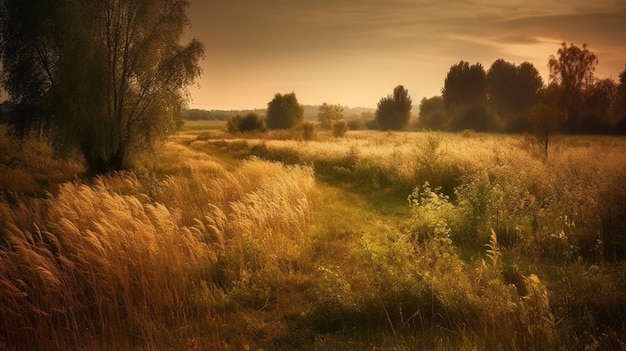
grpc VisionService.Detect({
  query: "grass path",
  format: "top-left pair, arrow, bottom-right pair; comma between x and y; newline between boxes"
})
179,137 -> 420,349
182,135 -> 412,241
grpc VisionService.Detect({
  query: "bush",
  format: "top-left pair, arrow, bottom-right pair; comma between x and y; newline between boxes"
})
346,118 -> 365,130
331,120 -> 348,137
301,121 -> 317,141
227,112 -> 266,133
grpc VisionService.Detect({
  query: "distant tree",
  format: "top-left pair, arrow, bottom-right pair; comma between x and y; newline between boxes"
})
517,62 -> 544,110
530,85 -> 564,159
417,96 -> 446,130
0,0 -> 204,174
375,85 -> 412,130
548,43 -> 598,133
486,59 -> 543,132
318,103 -> 344,129
227,113 -> 266,133
610,65 -> 626,133
266,92 -> 304,129
347,118 -> 365,130
579,78 -> 617,133
442,61 -> 493,131
487,59 -> 519,118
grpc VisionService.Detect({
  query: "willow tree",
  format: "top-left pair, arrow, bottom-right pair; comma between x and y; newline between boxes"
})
0,0 -> 204,173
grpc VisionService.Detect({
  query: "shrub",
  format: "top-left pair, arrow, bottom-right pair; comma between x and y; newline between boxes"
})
301,121 -> 317,141
346,118 -> 365,130
227,112 -> 266,133
331,119 -> 348,137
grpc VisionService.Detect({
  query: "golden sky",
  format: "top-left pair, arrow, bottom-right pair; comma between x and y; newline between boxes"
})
186,0 -> 626,110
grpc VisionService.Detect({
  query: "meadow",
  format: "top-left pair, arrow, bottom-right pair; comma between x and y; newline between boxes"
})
1,121 -> 626,350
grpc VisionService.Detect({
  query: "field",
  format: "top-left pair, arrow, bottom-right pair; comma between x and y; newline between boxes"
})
2,120 -> 626,350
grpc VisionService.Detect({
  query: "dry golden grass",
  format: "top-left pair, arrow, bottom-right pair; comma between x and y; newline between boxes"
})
3,128 -> 626,350
0,126 -> 84,194
0,142 -> 316,350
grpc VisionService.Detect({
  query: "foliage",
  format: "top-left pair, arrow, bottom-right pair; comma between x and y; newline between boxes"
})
266,92 -> 304,129
609,65 -> 626,133
408,182 -> 455,243
529,102 -> 564,159
487,59 -> 543,132
318,103 -> 344,129
331,119 -> 348,138
227,112 -> 266,133
417,96 -> 446,130
375,85 -> 412,130
0,0 -> 204,174
442,61 -> 494,131
548,43 -> 598,133
301,121 -> 317,141
579,78 -> 618,133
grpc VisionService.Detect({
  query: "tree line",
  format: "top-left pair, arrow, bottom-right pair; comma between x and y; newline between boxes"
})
421,43 -> 626,135
231,42 -> 625,139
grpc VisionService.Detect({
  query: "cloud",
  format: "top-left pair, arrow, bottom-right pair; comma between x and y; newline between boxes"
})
187,0 -> 626,108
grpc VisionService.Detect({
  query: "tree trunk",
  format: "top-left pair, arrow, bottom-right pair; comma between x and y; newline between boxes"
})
85,146 -> 126,175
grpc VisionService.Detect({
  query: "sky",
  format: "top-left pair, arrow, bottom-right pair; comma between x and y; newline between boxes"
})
185,0 -> 626,110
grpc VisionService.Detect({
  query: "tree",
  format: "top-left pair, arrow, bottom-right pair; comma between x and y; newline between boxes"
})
517,62 -> 544,111
487,59 -> 519,118
375,85 -> 412,130
317,103 -> 344,129
548,42 -> 598,133
486,59 -> 543,132
609,65 -> 626,134
417,96 -> 446,130
529,83 -> 564,159
0,0 -> 204,174
530,102 -> 563,159
266,92 -> 304,129
442,61 -> 492,131
579,78 -> 617,133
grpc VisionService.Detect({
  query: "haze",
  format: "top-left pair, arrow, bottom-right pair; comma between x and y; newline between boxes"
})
186,0 -> 626,110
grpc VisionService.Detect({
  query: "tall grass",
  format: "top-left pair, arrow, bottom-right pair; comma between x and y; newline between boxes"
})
197,131 -> 626,260
190,130 -> 626,349
0,143 -> 316,350
3,130 -> 626,350
0,125 -> 84,194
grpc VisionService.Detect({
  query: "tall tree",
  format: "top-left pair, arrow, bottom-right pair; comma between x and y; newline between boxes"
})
548,42 -> 598,133
266,92 -> 304,129
442,61 -> 491,131
516,62 -> 544,112
487,59 -> 518,119
375,85 -> 412,130
0,0 -> 204,174
487,60 -> 543,132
